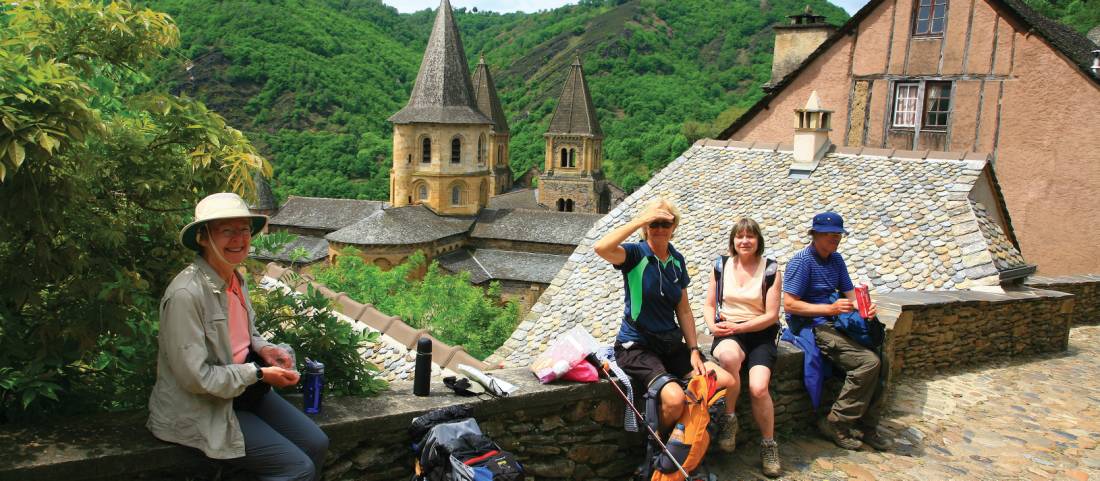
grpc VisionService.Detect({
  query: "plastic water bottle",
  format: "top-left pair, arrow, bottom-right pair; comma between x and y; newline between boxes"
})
302,358 -> 325,415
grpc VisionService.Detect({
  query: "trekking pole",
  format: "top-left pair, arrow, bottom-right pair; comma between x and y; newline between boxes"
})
585,353 -> 692,480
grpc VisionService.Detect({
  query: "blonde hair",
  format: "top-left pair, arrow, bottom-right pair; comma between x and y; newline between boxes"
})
639,197 -> 681,241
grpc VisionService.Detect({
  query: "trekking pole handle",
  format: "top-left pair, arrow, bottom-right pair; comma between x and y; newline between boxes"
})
585,353 -> 692,479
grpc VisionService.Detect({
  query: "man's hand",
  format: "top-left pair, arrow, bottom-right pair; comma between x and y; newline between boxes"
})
865,302 -> 878,319
261,366 -> 300,388
260,345 -> 294,370
830,299 -> 855,315
690,349 -> 706,376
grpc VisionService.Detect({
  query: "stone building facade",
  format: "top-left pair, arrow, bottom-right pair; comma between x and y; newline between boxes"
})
720,0 -> 1100,275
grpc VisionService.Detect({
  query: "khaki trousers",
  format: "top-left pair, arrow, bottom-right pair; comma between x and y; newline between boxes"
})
814,324 -> 884,427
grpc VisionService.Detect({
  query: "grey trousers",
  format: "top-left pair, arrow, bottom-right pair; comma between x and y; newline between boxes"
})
814,324 -> 884,427
227,391 -> 330,481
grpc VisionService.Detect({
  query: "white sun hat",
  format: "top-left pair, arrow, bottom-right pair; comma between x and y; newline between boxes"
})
179,193 -> 268,252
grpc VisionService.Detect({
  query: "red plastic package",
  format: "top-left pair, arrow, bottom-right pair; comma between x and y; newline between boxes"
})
561,360 -> 598,383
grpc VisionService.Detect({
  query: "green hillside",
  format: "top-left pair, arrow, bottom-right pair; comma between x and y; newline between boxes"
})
148,0 -> 849,198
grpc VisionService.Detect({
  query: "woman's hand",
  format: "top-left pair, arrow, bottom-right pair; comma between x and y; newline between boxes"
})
712,321 -> 736,337
636,205 -> 675,226
690,349 -> 706,376
259,345 -> 294,370
261,366 -> 300,388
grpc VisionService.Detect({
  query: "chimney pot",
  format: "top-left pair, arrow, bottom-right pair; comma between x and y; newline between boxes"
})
792,91 -> 833,176
1092,50 -> 1100,78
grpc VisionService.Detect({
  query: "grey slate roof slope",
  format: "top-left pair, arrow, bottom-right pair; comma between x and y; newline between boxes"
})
268,196 -> 384,232
437,248 -> 569,284
251,235 -> 329,264
719,0 -> 1100,139
491,142 -> 1026,367
388,0 -> 491,125
485,188 -> 547,210
546,58 -> 603,137
471,56 -> 509,134
972,201 -> 1026,271
472,208 -> 602,246
326,205 -> 474,245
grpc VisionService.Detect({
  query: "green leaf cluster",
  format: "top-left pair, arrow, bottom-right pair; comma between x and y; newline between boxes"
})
0,0 -> 270,421
249,279 -> 387,397
314,250 -> 520,360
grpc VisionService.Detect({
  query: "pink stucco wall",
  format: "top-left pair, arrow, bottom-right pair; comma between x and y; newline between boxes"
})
728,0 -> 1100,275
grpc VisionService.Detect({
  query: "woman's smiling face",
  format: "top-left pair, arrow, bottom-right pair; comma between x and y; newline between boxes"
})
201,218 -> 253,266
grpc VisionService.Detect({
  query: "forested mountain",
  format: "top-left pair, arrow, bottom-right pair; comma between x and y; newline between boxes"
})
147,0 -> 848,199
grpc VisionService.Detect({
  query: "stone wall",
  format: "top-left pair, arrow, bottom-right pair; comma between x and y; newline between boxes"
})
1026,274 -> 1100,326
878,287 -> 1074,376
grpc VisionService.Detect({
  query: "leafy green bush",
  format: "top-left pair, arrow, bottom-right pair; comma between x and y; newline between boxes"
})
314,250 -> 520,360
249,279 -> 387,397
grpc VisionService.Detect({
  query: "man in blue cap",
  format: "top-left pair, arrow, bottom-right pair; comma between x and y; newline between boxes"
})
783,212 -> 891,451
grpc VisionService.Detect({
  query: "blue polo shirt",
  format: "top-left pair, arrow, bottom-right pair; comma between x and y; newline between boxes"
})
614,241 -> 690,344
783,244 -> 854,326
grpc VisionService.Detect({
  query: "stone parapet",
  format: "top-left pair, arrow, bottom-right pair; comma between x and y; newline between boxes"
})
1026,274 -> 1100,326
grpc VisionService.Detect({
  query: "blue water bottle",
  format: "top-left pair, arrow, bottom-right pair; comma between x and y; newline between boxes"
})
302,358 -> 325,415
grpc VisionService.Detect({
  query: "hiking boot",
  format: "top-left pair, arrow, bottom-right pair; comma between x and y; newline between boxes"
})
817,416 -> 862,450
717,413 -> 738,452
760,439 -> 781,478
859,426 -> 894,451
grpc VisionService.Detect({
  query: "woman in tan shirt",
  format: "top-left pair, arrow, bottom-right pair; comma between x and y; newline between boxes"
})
702,218 -> 782,477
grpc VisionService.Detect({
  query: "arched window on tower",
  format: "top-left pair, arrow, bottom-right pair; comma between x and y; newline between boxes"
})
560,148 -> 568,168
451,137 -> 461,164
417,184 -> 428,202
556,198 -> 565,211
568,148 -> 576,168
477,134 -> 486,165
451,184 -> 466,206
565,199 -> 574,212
422,138 -> 431,163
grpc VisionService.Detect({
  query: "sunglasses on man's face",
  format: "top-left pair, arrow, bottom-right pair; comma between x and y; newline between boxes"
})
648,221 -> 675,229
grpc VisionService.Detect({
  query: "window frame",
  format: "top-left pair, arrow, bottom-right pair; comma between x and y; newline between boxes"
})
450,137 -> 462,164
912,0 -> 948,37
892,82 -> 921,129
421,137 -> 432,164
921,81 -> 952,131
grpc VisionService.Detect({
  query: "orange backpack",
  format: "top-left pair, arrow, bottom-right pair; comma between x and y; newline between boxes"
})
651,370 -> 724,481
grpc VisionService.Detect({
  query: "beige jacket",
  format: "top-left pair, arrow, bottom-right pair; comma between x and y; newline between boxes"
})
146,257 -> 274,459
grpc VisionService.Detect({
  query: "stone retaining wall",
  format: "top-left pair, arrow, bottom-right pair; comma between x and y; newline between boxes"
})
1026,274 -> 1100,326
879,287 -> 1073,376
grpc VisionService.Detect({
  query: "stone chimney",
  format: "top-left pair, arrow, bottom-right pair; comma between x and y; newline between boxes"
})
791,91 -> 832,176
770,6 -> 836,85
1092,50 -> 1100,78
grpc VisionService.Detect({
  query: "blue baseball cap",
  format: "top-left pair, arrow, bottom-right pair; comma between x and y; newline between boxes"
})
810,211 -> 848,234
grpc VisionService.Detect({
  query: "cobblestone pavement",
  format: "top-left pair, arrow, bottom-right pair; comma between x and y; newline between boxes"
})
708,326 -> 1100,480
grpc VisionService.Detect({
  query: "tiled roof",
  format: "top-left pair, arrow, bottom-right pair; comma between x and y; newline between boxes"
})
268,196 -> 384,232
485,188 -> 547,210
546,58 -> 603,137
490,141 -> 1026,366
472,208 -> 602,246
437,248 -> 569,284
387,0 -> 491,125
972,201 -> 1026,272
719,0 -> 1100,139
471,56 -> 509,134
251,235 -> 329,264
326,205 -> 474,245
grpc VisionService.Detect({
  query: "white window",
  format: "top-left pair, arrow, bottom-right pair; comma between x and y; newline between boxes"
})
893,84 -> 920,128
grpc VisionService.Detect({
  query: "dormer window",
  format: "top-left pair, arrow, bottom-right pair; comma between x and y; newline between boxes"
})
913,0 -> 947,37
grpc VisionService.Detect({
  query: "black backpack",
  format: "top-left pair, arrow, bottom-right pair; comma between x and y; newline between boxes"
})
410,407 -> 524,481
713,256 -> 778,321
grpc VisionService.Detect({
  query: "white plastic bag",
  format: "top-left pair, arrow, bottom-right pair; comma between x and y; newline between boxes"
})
529,325 -> 599,384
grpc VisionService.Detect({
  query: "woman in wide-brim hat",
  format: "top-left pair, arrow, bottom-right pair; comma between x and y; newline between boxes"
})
147,192 -> 329,481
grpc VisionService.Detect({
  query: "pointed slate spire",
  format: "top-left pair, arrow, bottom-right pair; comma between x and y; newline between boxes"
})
389,0 -> 490,125
547,57 -> 602,137
471,55 -> 509,133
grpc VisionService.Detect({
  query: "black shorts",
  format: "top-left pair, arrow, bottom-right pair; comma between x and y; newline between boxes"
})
614,341 -> 694,389
711,324 -> 779,372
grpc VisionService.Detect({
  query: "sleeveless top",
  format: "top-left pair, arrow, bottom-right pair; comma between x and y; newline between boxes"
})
718,257 -> 765,323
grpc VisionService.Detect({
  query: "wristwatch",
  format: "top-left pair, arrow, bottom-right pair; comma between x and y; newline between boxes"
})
252,362 -> 264,380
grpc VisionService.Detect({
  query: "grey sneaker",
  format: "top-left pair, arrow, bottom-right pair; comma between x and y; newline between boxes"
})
817,416 -> 862,450
760,439 -> 781,478
717,413 -> 738,452
860,426 -> 894,451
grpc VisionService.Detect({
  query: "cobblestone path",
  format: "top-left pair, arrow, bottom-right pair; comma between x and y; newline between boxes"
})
708,325 -> 1100,480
